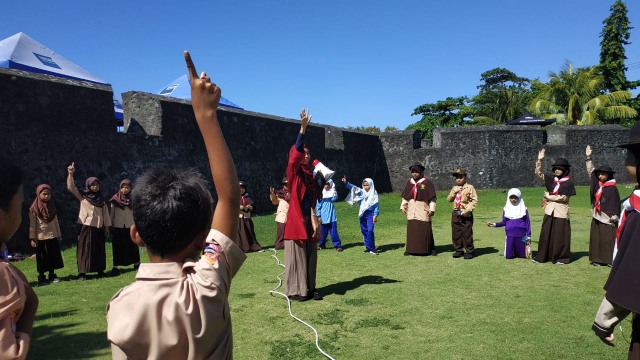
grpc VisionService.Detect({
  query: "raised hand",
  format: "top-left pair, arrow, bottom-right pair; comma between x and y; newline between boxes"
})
300,108 -> 312,128
185,51 -> 221,117
537,149 -> 545,160
67,162 -> 75,175
586,145 -> 592,158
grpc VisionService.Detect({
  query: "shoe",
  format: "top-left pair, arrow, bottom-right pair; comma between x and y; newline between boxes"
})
404,252 -> 409,256
133,263 -> 140,270
430,250 -> 438,256
38,276 -> 49,286
368,250 -> 379,255
453,251 -> 463,258
335,247 -> 343,252
109,267 -> 121,276
288,295 -> 309,302
591,262 -> 601,267
555,261 -> 565,265
77,273 -> 86,281
48,274 -> 61,283
317,246 -> 326,250
531,258 -> 539,264
258,249 -> 265,253
464,252 -> 474,260
97,271 -> 106,278
310,289 -> 323,301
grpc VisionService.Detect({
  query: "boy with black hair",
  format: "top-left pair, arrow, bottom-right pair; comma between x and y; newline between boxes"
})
447,169 -> 478,259
106,51 -> 246,359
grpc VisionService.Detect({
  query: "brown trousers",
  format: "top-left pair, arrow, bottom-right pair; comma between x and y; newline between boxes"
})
451,211 -> 474,253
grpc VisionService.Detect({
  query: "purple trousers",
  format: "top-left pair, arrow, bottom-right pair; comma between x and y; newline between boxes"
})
505,235 -> 527,259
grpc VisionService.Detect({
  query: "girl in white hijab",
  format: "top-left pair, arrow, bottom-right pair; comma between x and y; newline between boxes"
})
342,176 -> 380,254
487,188 -> 532,259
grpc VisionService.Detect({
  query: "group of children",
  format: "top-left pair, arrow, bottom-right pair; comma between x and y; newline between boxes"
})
24,165 -> 140,286
1,49 -> 638,358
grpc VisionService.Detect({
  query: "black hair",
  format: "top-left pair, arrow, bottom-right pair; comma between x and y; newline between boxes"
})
0,157 -> 24,212
131,168 -> 213,257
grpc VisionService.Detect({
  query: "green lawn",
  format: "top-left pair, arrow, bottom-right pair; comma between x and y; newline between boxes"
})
14,185 -> 635,359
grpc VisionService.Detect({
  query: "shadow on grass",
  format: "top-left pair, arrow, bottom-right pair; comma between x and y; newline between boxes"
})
319,275 -> 400,296
571,251 -> 589,262
377,243 -> 405,252
472,246 -> 500,257
31,310 -> 109,359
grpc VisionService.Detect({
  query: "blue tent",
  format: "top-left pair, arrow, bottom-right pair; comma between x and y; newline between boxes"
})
158,74 -> 243,109
0,32 -> 122,125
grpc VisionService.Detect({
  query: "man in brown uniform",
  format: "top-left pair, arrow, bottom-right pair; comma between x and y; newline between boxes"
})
447,169 -> 478,259
106,52 -> 246,359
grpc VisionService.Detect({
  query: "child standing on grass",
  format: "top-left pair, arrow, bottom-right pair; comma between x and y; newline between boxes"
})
585,145 -> 620,267
108,179 -> 140,276
487,188 -> 531,259
447,169 -> 478,259
401,162 -> 437,256
237,181 -> 262,253
342,176 -> 379,255
269,177 -> 289,250
316,180 -> 343,251
66,164 -> 111,280
107,51 -> 246,359
533,150 -> 575,265
28,184 -> 64,285
592,121 -> 640,357
0,157 -> 38,359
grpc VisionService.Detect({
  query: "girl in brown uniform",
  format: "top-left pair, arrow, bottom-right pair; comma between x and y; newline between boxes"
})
401,162 -> 437,256
109,179 -> 140,275
29,184 -> 64,285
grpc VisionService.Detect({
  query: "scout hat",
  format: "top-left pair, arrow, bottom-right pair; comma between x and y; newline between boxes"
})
451,168 -> 467,177
594,165 -> 615,175
550,158 -> 571,168
409,162 -> 425,172
617,121 -> 640,148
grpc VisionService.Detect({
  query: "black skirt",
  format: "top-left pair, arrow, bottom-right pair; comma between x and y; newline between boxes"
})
237,217 -> 262,253
534,214 -> 571,264
604,211 -> 640,314
588,218 -> 615,265
405,219 -> 435,255
111,227 -> 140,267
35,238 -> 64,274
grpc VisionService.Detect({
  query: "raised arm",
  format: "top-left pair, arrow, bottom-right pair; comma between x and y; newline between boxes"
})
269,187 -> 279,206
66,162 -> 83,202
185,51 -> 239,239
585,145 -> 595,176
535,149 -> 545,181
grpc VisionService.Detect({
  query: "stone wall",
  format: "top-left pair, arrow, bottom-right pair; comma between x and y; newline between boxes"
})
0,68 -> 633,251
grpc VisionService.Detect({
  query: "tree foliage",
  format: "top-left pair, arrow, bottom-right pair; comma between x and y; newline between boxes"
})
599,0 -> 634,91
470,68 -> 534,124
529,61 -> 637,125
409,97 -> 471,139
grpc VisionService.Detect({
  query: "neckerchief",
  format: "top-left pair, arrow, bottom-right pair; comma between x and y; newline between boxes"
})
552,176 -> 570,195
454,189 -> 462,210
615,191 -> 640,246
410,177 -> 426,200
595,179 -> 616,214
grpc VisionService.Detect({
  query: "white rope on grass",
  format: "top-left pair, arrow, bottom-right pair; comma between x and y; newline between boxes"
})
268,249 -> 335,360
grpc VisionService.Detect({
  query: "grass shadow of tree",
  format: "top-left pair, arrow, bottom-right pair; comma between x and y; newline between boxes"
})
319,275 -> 400,296
31,310 -> 109,359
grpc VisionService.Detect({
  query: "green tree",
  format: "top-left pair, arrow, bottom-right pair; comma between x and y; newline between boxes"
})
599,0 -> 635,91
408,96 -> 470,138
470,68 -> 534,124
530,61 -> 637,125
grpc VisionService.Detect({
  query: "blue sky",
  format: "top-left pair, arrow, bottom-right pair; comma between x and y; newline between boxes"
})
2,0 -> 639,129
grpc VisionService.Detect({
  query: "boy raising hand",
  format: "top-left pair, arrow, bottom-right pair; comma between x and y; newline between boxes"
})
107,51 -> 246,360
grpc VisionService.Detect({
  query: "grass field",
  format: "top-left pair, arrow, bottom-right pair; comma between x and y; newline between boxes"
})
13,185 -> 635,359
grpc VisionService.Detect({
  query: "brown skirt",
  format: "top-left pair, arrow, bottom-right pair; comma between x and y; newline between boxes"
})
589,218 -> 615,265
275,222 -> 285,250
77,225 -> 106,273
237,217 -> 262,253
405,220 -> 435,255
284,215 -> 317,297
534,215 -> 571,264
111,227 -> 140,267
35,238 -> 64,274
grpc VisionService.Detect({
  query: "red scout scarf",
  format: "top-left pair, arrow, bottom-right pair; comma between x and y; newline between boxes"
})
411,178 -> 426,200
454,189 -> 462,210
552,176 -> 570,195
615,192 -> 640,246
594,179 -> 617,214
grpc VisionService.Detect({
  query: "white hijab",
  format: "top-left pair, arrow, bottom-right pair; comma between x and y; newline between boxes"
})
503,188 -> 527,219
322,180 -> 336,199
346,178 -> 379,218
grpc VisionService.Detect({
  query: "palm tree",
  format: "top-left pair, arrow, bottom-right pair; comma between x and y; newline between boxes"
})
530,61 -> 637,125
